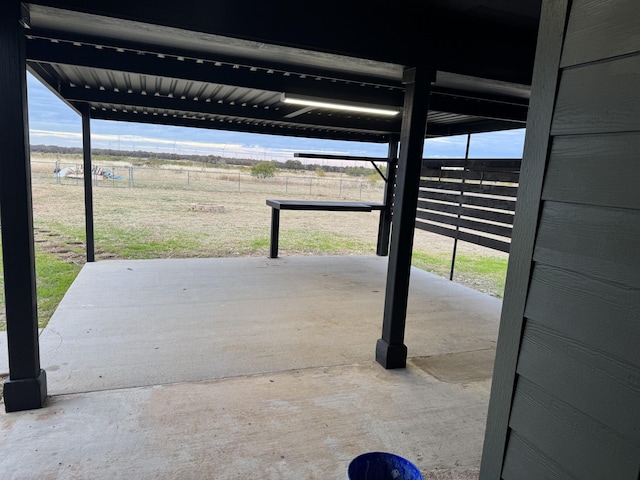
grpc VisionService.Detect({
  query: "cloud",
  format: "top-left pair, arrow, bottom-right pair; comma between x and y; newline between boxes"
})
29,128 -> 313,160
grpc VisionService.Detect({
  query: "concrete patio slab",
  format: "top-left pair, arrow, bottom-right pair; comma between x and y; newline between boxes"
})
1,256 -> 501,479
38,256 -> 500,395
2,362 -> 489,479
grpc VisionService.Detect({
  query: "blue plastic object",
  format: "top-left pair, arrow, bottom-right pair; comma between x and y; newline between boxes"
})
347,452 -> 423,480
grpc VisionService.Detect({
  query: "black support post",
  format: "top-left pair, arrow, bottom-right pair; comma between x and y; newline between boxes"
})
269,208 -> 280,258
82,107 -> 95,262
376,136 -> 399,256
376,66 -> 433,369
0,1 -> 47,411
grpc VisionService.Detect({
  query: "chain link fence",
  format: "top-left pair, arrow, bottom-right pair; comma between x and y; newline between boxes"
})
31,160 -> 386,202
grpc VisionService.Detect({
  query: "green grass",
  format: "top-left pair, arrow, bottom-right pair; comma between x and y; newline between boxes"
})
95,227 -> 207,259
0,246 -> 81,331
34,250 -> 82,328
412,250 -> 508,298
278,229 -> 375,255
41,223 -> 209,260
248,237 -> 271,249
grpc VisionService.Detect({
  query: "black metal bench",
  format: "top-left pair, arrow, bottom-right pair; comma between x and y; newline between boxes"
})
266,199 -> 385,258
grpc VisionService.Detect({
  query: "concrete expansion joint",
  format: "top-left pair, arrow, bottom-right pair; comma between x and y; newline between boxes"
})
44,359 -> 399,398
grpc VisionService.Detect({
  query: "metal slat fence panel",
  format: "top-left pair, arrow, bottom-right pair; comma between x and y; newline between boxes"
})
416,159 -> 521,253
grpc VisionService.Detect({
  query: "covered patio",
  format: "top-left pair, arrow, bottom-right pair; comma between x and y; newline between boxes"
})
2,256 -> 499,478
2,0 -> 534,414
2,1 -> 638,479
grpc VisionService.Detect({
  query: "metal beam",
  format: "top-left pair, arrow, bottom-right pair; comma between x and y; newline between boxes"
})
60,85 -> 526,136
23,0 -> 427,67
86,101 -> 520,141
24,1 -> 539,85
87,109 -> 390,143
429,94 -> 528,123
58,79 -> 526,127
0,0 -> 47,412
425,119 -> 524,137
27,63 -> 82,116
376,65 -> 434,369
70,90 -> 524,143
59,86 -> 400,134
26,37 -> 404,108
26,27 -> 404,92
294,153 -> 390,163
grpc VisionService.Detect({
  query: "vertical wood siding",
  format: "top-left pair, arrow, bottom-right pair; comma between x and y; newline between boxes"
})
498,0 -> 640,478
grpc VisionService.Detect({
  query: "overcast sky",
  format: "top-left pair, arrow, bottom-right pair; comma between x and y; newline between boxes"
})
27,72 -> 526,163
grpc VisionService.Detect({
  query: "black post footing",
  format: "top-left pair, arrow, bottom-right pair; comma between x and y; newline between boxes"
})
375,339 -> 407,369
3,369 -> 47,412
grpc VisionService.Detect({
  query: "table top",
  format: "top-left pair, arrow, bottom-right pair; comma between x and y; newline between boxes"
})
267,199 -> 384,211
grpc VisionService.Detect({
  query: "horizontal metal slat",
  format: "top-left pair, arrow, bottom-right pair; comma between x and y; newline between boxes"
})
417,199 -> 515,224
418,190 -> 517,211
416,210 -> 513,238
421,168 -> 520,184
415,220 -> 511,252
419,179 -> 518,197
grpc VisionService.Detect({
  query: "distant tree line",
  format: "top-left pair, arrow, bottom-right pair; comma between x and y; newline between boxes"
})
30,144 -> 378,177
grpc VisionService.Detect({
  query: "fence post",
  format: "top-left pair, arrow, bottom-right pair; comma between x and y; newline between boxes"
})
129,166 -> 134,188
339,178 -> 342,196
450,134 -> 471,281
285,176 -> 288,194
187,170 -> 190,187
237,173 -> 240,192
359,181 -> 362,200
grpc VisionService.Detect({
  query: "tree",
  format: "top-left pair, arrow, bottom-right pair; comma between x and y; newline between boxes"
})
251,161 -> 276,178
283,159 -> 303,170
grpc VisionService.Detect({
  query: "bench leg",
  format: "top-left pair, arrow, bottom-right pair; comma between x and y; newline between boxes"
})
376,206 -> 392,256
269,208 -> 280,258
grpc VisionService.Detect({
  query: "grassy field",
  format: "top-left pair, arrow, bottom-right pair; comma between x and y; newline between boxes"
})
0,154 -> 508,331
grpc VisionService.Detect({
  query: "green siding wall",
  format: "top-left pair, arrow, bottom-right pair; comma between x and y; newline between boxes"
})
481,1 -> 640,478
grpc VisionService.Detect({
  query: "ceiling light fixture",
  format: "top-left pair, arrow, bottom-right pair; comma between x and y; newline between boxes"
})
281,93 -> 400,116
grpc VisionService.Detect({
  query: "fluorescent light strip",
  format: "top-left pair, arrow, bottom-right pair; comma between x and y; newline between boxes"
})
282,94 -> 399,116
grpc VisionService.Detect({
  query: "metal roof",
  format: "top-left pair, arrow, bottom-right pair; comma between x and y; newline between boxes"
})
22,1 -> 540,143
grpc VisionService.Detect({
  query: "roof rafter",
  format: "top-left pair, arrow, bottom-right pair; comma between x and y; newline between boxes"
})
61,85 -> 401,134
89,108 -> 391,143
